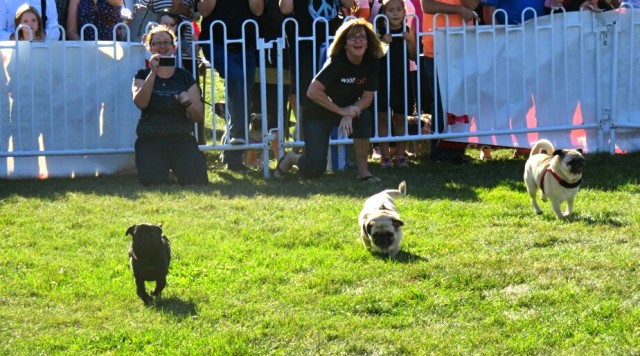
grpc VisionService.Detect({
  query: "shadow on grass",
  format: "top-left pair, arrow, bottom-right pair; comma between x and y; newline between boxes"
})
155,297 -> 198,319
569,211 -> 627,227
1,151 -> 638,202
371,250 -> 428,263
533,210 -> 628,227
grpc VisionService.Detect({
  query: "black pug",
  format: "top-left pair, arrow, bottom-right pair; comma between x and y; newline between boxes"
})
126,223 -> 171,305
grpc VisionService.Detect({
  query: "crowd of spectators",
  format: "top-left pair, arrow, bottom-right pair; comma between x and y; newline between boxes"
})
0,0 -> 628,184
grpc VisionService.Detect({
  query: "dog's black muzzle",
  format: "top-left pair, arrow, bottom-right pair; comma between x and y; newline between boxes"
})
372,232 -> 395,248
569,157 -> 586,174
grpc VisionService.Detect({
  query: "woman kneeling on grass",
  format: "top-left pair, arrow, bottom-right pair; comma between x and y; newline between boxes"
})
274,17 -> 387,183
131,25 -> 208,186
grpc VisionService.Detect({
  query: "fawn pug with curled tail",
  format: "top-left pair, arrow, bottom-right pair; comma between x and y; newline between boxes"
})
358,181 -> 407,258
524,139 -> 586,219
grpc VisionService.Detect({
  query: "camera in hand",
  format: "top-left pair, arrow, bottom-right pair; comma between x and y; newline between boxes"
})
159,56 -> 176,67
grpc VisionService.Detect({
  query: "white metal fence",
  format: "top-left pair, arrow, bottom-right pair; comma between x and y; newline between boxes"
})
1,6 -> 640,179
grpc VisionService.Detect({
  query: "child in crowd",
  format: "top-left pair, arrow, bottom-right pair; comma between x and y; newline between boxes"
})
560,0 -> 620,11
157,9 -> 193,57
11,4 -> 46,41
376,0 -> 416,168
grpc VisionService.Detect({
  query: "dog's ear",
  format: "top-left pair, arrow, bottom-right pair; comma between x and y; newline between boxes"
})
552,149 -> 564,157
576,148 -> 584,154
392,219 -> 404,228
365,221 -> 374,236
126,225 -> 137,236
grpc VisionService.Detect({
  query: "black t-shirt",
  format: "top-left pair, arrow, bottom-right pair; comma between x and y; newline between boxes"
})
200,0 -> 260,47
290,0 -> 342,41
134,68 -> 197,137
303,52 -> 378,119
377,27 -> 408,83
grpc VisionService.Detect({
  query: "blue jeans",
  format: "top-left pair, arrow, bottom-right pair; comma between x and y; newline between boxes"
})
204,43 -> 256,165
297,110 -> 372,177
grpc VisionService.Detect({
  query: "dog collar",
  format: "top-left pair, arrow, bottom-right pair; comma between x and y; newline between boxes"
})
540,168 -> 582,194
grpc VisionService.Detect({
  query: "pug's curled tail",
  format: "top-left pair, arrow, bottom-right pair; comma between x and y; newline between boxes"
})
384,181 -> 407,198
530,139 -> 555,157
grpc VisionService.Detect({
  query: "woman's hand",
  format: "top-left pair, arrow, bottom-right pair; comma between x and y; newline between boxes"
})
339,116 -> 354,136
457,6 -> 479,22
342,105 -> 361,118
175,91 -> 192,107
148,54 -> 161,74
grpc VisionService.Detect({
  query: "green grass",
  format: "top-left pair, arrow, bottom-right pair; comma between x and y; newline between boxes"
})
1,151 -> 639,354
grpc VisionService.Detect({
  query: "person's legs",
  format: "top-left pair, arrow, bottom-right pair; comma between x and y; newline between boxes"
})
377,111 -> 393,168
135,138 -> 171,186
225,50 -> 256,142
354,137 -> 373,179
392,113 -> 408,167
296,118 -> 333,177
423,57 -> 465,162
210,45 -> 255,169
289,41 -> 317,142
168,136 -> 208,185
352,110 -> 378,180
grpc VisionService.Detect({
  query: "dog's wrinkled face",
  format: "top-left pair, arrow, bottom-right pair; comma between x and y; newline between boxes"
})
249,114 -> 262,132
126,224 -> 164,249
553,149 -> 585,175
365,215 -> 403,249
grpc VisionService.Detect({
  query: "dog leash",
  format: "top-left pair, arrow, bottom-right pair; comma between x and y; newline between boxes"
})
540,168 -> 583,195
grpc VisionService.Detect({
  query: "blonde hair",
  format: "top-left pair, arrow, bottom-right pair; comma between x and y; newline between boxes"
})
14,4 -> 45,41
145,25 -> 177,49
328,17 -> 386,60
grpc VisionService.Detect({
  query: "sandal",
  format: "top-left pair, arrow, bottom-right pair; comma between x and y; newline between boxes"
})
380,157 -> 393,169
396,156 -> 409,168
274,156 -> 288,178
274,151 -> 299,178
358,175 -> 382,183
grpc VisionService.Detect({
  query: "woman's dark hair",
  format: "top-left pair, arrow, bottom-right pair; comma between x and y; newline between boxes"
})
157,9 -> 181,25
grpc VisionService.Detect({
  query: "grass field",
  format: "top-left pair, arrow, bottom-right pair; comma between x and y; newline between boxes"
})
1,149 -> 639,354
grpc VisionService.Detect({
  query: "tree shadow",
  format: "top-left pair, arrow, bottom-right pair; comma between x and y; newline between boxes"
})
2,151 -> 639,203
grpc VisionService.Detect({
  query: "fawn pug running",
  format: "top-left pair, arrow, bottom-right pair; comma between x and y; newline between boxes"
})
358,181 -> 407,258
524,139 -> 585,219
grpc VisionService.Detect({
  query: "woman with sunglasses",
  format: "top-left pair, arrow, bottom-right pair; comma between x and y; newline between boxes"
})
274,18 -> 387,183
131,25 -> 208,186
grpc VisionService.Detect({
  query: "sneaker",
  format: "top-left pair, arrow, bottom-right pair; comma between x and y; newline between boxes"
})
380,157 -> 393,168
396,156 -> 409,168
229,137 -> 245,145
